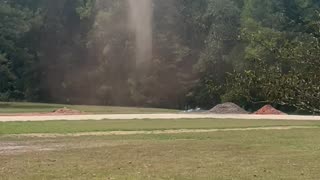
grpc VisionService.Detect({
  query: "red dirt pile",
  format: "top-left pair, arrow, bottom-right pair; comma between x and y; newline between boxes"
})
254,105 -> 287,115
52,107 -> 83,115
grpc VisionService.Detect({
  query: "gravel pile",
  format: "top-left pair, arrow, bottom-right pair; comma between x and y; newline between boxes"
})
209,102 -> 248,114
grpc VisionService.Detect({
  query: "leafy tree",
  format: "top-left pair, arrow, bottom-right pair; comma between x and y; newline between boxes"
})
186,0 -> 243,108
225,0 -> 320,113
0,1 -> 40,100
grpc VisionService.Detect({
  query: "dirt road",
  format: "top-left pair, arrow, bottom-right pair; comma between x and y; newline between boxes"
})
1,113 -> 320,122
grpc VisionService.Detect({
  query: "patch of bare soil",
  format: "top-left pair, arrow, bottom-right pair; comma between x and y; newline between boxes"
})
52,107 -> 83,115
254,105 -> 287,115
209,102 -> 248,114
0,142 -> 59,155
0,141 -> 129,155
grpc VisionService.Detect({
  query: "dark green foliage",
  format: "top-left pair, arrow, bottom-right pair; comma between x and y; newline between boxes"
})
0,1 -> 41,101
223,0 -> 320,113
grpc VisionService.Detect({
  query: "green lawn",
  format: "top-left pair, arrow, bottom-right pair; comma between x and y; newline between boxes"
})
1,128 -> 320,179
1,119 -> 320,179
1,118 -> 320,135
0,102 -> 178,114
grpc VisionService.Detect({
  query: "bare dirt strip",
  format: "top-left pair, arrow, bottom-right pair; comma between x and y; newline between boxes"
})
3,126 -> 318,138
1,113 -> 320,122
1,126 -> 317,155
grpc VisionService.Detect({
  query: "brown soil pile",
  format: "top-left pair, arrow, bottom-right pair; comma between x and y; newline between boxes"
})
52,107 -> 83,115
254,105 -> 287,115
209,102 -> 249,114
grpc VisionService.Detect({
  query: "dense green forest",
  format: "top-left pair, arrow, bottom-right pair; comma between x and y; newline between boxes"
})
1,0 -> 320,113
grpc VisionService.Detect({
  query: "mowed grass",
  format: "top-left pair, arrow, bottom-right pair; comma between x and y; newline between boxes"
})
1,128 -> 320,179
0,102 -> 178,114
1,118 -> 320,135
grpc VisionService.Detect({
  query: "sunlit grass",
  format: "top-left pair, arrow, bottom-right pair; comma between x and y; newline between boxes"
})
1,118 -> 320,135
1,129 -> 320,179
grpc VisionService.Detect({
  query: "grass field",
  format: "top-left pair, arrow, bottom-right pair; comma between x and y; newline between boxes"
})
1,119 -> 320,179
1,118 -> 320,135
0,102 -> 178,114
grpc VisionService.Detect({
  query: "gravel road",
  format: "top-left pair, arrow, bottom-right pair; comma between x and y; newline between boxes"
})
1,113 -> 320,122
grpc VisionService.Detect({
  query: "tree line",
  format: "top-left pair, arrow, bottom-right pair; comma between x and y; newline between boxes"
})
1,0 -> 320,113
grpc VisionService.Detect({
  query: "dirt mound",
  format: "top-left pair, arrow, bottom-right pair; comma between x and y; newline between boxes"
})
254,105 -> 287,115
52,107 -> 83,115
209,102 -> 248,114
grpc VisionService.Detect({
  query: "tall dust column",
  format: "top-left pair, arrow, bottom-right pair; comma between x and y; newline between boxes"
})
128,0 -> 153,67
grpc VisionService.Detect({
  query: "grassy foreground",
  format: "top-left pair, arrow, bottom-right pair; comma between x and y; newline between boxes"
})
1,118 -> 320,135
1,119 -> 320,179
1,128 -> 320,179
0,102 -> 178,114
